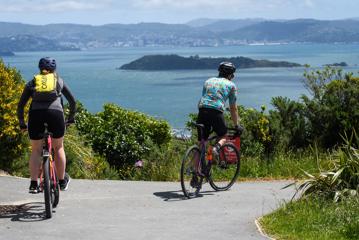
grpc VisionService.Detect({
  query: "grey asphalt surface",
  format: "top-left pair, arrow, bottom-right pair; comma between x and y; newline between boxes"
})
0,176 -> 295,240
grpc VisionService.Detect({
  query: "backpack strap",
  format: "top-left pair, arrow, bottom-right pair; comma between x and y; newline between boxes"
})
54,72 -> 63,97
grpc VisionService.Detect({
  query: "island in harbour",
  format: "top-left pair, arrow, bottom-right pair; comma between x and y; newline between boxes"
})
119,54 -> 302,70
0,51 -> 15,56
324,62 -> 348,67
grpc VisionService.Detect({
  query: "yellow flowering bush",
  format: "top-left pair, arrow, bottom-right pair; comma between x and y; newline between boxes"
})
0,59 -> 29,170
257,105 -> 271,144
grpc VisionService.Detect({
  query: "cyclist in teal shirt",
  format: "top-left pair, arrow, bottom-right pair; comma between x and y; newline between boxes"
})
197,62 -> 243,153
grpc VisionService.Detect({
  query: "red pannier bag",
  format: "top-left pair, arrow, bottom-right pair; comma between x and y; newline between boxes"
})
221,136 -> 240,164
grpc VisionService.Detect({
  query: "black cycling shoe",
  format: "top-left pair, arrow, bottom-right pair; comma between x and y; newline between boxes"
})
190,175 -> 199,188
29,181 -> 39,194
59,173 -> 71,191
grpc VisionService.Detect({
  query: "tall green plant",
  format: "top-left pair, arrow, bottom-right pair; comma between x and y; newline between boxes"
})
293,131 -> 359,202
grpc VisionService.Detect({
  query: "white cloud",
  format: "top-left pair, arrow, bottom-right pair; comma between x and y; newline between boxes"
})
130,0 -> 312,12
0,0 -> 111,12
132,0 -> 255,9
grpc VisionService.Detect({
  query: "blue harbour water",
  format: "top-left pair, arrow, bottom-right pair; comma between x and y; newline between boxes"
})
2,44 -> 359,128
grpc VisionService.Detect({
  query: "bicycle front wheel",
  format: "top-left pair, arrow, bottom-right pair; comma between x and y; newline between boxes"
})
43,158 -> 53,218
180,145 -> 202,198
209,143 -> 240,191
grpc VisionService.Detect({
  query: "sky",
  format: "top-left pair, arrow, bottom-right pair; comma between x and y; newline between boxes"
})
0,0 -> 358,25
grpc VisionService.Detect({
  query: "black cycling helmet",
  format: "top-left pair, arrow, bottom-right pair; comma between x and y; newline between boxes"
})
218,61 -> 236,75
38,57 -> 56,72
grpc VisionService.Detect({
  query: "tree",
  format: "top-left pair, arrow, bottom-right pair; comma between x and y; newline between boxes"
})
0,59 -> 28,170
302,67 -> 359,147
269,96 -> 307,149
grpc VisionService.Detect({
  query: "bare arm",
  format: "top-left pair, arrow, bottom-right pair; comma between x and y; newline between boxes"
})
61,83 -> 76,121
229,104 -> 239,127
17,85 -> 31,128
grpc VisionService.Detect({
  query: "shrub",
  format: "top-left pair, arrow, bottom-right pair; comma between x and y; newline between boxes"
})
0,59 -> 29,171
64,126 -> 120,179
302,67 -> 359,148
269,96 -> 308,150
116,138 -> 187,181
292,131 -> 359,201
75,103 -> 172,169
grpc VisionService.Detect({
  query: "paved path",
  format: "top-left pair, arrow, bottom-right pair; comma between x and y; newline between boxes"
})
0,176 -> 295,240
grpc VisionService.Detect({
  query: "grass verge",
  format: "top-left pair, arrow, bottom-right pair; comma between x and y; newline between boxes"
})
260,197 -> 359,240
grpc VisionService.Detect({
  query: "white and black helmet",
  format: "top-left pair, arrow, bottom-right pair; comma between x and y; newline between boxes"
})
218,61 -> 236,75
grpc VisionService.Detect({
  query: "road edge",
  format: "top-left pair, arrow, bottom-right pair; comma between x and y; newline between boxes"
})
255,217 -> 276,240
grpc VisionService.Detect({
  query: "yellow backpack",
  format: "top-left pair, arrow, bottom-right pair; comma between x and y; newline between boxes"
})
32,73 -> 61,102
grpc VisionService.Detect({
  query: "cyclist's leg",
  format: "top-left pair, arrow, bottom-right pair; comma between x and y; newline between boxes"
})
29,140 -> 43,180
197,108 -> 212,142
52,137 -> 66,180
210,109 -> 227,149
46,109 -> 66,180
28,110 -> 46,182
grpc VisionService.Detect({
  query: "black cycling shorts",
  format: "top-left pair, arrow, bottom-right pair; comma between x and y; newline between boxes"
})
28,109 -> 65,140
196,108 -> 227,141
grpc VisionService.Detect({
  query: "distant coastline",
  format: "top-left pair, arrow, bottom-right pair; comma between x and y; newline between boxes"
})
119,54 -> 302,70
324,62 -> 348,67
0,51 -> 15,56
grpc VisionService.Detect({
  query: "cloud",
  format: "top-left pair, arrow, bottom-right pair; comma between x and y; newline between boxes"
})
129,0 -> 313,12
132,0 -> 253,9
304,0 -> 315,7
0,0 -> 111,12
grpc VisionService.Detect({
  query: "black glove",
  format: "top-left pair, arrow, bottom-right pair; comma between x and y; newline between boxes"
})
234,125 -> 244,136
65,118 -> 75,126
19,122 -> 27,130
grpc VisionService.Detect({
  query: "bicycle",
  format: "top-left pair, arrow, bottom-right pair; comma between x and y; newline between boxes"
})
180,123 -> 241,198
39,123 -> 60,219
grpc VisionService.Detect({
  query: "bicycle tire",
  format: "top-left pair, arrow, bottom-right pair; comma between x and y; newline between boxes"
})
43,158 -> 53,218
209,142 -> 240,191
51,167 -> 60,208
180,145 -> 202,198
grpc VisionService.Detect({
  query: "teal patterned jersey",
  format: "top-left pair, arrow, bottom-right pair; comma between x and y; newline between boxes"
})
198,77 -> 237,112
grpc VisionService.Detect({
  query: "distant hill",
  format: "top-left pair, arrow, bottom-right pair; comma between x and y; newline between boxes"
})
225,19 -> 359,43
0,35 -> 80,52
186,18 -> 221,27
0,50 -> 14,56
0,18 -> 359,51
190,18 -> 265,32
119,54 -> 301,70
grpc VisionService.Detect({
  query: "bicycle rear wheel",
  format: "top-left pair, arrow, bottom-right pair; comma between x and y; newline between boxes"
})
51,164 -> 60,208
180,145 -> 202,198
209,143 -> 240,191
43,158 -> 53,218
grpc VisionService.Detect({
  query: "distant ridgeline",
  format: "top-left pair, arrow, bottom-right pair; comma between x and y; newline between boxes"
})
119,54 -> 302,70
0,35 -> 79,52
0,51 -> 14,56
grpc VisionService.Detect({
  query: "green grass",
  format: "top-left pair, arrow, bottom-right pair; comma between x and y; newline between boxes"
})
239,150 -> 331,179
260,197 -> 359,240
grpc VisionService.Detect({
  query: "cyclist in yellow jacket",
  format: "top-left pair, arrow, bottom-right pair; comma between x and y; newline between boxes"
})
17,57 -> 76,193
